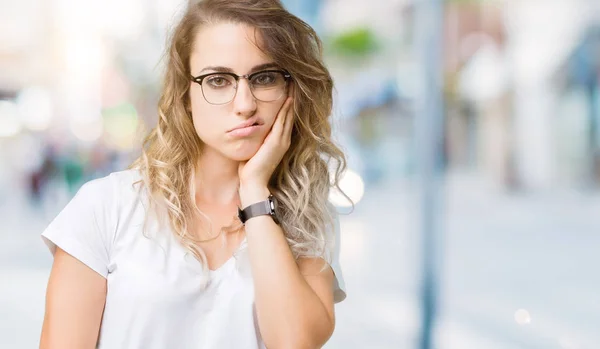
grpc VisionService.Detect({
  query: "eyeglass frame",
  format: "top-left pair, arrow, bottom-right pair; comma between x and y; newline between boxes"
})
190,69 -> 292,105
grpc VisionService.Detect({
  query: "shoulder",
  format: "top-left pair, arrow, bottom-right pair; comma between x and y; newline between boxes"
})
106,168 -> 143,191
325,203 -> 340,238
41,169 -> 146,278
71,169 -> 145,217
80,169 -> 142,197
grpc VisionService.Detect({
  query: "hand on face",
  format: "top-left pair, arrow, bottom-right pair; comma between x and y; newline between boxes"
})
237,93 -> 294,188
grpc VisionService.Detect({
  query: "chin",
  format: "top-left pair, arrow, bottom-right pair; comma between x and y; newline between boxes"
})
226,144 -> 261,162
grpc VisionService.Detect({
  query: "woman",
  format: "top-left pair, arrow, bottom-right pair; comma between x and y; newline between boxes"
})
40,0 -> 349,348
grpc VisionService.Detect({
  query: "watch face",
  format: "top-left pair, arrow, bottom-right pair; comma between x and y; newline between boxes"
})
237,207 -> 245,223
269,195 -> 280,224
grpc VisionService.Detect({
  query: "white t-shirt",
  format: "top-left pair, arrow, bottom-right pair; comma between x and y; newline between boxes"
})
41,169 -> 346,349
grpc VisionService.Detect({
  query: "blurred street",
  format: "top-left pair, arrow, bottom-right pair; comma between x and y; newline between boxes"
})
3,0 -> 600,348
2,171 -> 599,349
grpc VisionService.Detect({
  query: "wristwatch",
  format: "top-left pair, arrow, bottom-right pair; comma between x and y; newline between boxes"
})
238,195 -> 280,225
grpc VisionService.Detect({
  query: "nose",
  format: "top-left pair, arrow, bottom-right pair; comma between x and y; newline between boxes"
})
233,78 -> 256,117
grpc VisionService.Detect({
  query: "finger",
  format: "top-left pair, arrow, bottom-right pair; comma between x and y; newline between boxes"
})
280,97 -> 294,139
273,97 -> 293,135
282,99 -> 294,141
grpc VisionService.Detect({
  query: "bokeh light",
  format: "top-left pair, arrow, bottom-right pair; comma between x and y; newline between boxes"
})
0,100 -> 22,138
16,87 -> 54,132
514,309 -> 532,325
102,102 -> 140,150
329,168 -> 365,207
69,113 -> 104,143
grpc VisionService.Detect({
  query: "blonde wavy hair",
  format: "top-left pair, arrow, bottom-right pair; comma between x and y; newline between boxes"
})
130,0 -> 349,272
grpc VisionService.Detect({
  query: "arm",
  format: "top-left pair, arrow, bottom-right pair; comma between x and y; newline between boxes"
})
237,93 -> 339,348
240,186 -> 336,349
40,247 -> 107,349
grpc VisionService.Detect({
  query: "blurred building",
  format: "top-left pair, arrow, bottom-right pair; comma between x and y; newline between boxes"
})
2,0 -> 600,192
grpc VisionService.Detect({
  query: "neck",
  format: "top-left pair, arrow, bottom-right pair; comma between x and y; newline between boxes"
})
194,147 -> 240,206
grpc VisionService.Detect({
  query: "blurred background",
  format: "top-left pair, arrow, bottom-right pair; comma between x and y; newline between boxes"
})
1,0 -> 600,348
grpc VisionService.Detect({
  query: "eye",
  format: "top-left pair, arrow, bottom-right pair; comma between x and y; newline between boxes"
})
251,72 -> 278,86
206,75 -> 233,88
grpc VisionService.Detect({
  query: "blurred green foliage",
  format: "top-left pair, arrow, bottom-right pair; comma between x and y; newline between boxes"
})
328,27 -> 379,57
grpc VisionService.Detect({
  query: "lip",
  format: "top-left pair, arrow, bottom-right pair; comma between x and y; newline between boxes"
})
228,124 -> 262,137
227,117 -> 263,133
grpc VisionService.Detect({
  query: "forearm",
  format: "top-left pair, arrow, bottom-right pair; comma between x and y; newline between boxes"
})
240,186 -> 334,349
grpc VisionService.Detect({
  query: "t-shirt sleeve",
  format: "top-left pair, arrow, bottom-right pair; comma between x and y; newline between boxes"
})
326,207 -> 347,304
41,175 -> 117,278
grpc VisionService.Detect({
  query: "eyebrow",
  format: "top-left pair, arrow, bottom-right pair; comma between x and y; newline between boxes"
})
198,62 -> 281,75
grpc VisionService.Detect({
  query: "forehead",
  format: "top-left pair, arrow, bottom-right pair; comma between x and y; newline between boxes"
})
190,22 -> 272,74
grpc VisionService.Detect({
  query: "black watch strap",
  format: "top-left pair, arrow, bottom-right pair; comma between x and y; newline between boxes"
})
238,195 -> 278,224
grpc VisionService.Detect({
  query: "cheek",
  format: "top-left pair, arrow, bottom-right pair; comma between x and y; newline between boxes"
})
264,101 -> 286,127
190,102 -> 222,141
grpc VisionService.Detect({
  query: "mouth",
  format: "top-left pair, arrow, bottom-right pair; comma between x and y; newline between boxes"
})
228,118 -> 263,132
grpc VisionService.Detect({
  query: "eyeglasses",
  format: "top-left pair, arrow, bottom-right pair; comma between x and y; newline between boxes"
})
190,70 -> 292,105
